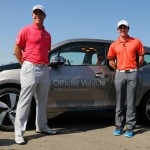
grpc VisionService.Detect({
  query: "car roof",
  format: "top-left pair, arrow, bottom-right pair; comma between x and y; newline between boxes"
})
51,38 -> 150,54
51,38 -> 113,50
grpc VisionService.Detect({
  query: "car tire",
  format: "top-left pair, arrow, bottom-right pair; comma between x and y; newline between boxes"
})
0,87 -> 35,131
139,94 -> 150,125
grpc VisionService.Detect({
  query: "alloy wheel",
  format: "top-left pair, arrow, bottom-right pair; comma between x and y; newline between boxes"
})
0,93 -> 19,130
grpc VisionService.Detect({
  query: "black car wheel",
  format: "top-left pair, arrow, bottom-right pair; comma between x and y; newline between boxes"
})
139,94 -> 150,125
0,88 -> 20,131
0,87 -> 36,131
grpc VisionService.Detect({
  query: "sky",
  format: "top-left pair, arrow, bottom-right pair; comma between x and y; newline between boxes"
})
0,0 -> 149,65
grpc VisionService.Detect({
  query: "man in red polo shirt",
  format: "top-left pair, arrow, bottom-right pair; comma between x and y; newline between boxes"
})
107,20 -> 144,137
14,5 -> 56,145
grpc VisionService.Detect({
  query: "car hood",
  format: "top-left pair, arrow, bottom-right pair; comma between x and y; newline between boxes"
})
0,63 -> 21,72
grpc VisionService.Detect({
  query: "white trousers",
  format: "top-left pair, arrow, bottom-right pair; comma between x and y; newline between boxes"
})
15,61 -> 50,136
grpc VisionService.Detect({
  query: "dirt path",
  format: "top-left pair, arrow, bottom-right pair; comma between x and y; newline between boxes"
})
0,116 -> 150,150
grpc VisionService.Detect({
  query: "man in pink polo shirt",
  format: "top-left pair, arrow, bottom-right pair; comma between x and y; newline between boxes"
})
14,5 -> 56,145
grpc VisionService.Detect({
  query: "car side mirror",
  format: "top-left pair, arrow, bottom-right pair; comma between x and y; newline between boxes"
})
50,56 -> 66,68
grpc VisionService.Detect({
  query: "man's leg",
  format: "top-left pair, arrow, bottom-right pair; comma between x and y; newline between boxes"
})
126,71 -> 138,130
15,63 -> 37,143
15,85 -> 36,136
35,67 -> 50,131
115,72 -> 126,128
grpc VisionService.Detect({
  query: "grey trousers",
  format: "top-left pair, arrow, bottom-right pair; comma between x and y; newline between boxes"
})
114,71 -> 138,130
15,61 -> 50,136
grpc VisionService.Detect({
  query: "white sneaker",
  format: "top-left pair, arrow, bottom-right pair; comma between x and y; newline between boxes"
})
36,128 -> 57,135
15,135 -> 25,145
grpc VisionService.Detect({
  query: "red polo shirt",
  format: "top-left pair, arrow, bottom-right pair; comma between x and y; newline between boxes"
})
107,36 -> 144,70
16,23 -> 51,64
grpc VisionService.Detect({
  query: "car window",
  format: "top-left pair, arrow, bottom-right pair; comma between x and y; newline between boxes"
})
60,52 -> 85,65
50,42 -> 107,66
142,54 -> 150,66
92,52 -> 105,65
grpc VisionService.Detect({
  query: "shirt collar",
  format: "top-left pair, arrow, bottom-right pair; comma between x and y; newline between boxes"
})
118,35 -> 132,44
32,23 -> 45,30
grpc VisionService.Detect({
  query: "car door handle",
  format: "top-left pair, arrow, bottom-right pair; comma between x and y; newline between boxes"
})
95,72 -> 110,78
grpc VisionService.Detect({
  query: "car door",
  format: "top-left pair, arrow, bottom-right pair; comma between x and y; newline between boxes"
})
48,41 -> 116,109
